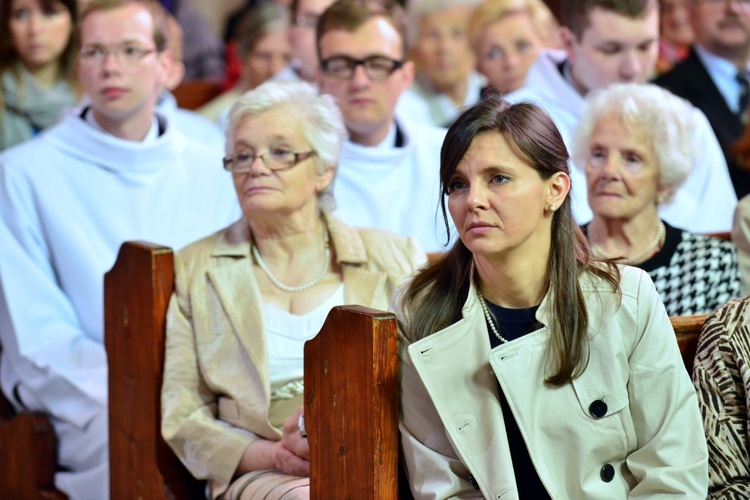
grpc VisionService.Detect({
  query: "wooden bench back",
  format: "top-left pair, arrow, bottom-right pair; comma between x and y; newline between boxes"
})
171,79 -> 223,110
304,305 -> 399,499
101,241 -> 707,498
104,241 -> 203,500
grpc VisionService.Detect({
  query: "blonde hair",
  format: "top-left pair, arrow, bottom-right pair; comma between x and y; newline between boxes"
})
468,0 -> 560,51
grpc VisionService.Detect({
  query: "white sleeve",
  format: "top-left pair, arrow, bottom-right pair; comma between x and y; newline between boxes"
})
660,108 -> 737,233
0,160 -> 105,428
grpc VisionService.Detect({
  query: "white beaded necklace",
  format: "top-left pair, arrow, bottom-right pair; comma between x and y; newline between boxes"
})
590,221 -> 666,265
252,229 -> 330,293
476,290 -> 509,344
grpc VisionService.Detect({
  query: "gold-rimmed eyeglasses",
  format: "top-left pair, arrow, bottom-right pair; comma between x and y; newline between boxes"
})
223,148 -> 317,173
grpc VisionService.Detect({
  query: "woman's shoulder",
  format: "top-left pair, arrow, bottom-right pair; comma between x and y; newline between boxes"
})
327,214 -> 427,270
176,217 -> 247,265
580,264 -> 653,302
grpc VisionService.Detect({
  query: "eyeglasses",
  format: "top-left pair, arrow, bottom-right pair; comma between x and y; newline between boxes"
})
223,148 -> 317,172
320,55 -> 405,80
78,43 -> 158,66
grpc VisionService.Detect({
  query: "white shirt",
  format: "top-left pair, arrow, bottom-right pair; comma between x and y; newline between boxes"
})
333,116 -> 450,252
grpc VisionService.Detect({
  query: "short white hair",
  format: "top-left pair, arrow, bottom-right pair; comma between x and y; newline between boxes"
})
571,83 -> 695,203
406,0 -> 483,48
226,81 -> 348,212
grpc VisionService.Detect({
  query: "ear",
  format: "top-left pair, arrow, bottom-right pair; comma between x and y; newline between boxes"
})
399,60 -> 416,94
546,171 -> 571,213
155,48 -> 175,89
559,27 -> 578,63
164,60 -> 185,91
316,166 -> 335,193
656,184 -> 671,205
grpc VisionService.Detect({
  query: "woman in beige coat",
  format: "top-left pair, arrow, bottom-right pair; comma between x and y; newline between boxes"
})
161,81 -> 425,499
397,95 -> 707,498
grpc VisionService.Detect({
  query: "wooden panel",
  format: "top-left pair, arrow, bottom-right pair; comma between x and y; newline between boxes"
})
105,241 -> 204,500
305,306 -> 399,500
705,231 -> 731,242
171,79 -> 223,110
670,314 -> 706,375
0,412 -> 66,499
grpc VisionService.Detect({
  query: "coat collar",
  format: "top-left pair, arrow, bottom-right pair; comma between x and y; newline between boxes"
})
205,212 -> 388,387
211,211 -> 370,264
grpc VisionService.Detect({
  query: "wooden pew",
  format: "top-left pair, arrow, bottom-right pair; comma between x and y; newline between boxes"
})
0,347 -> 65,499
171,79 -> 223,110
672,314 -> 707,375
101,241 -> 706,498
304,305 -> 399,499
104,242 -> 204,500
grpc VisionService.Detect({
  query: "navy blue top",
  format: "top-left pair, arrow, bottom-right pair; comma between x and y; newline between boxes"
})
485,300 -> 550,499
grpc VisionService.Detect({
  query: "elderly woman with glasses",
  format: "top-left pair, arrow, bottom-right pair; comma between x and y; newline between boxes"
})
160,80 -> 426,500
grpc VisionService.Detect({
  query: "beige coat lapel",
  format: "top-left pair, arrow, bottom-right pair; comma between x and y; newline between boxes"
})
206,219 -> 270,401
326,214 -> 388,308
407,286 -> 518,499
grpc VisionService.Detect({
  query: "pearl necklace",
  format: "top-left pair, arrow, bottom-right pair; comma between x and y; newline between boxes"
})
590,221 -> 666,265
477,290 -> 509,344
252,229 -> 330,293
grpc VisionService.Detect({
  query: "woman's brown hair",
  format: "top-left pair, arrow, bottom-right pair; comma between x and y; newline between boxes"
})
0,0 -> 80,137
401,93 -> 620,386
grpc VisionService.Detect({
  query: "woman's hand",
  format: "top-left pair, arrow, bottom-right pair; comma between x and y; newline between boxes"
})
235,407 -> 310,478
273,407 -> 310,476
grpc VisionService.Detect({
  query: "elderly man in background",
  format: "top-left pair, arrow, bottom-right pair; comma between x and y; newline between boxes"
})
398,0 -> 484,127
0,1 -> 239,498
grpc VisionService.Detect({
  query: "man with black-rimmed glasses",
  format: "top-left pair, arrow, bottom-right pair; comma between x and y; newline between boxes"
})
315,0 -> 450,252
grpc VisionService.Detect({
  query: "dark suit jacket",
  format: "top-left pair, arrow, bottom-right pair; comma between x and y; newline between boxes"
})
654,47 -> 750,199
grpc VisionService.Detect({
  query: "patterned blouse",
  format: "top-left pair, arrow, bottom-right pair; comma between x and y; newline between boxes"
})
639,222 -> 741,316
693,297 -> 750,497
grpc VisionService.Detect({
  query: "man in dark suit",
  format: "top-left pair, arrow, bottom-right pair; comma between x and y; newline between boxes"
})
654,0 -> 750,199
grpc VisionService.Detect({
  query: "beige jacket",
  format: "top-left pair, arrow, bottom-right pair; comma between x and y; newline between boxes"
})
399,266 -> 708,499
161,213 -> 425,495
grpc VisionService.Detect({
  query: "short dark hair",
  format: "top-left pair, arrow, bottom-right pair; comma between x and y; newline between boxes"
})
316,0 -> 408,61
561,0 -> 656,39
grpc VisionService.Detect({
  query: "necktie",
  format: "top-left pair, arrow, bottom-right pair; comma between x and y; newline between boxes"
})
737,72 -> 750,122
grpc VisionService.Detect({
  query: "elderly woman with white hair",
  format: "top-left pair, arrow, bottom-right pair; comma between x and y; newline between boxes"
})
160,81 -> 426,499
573,83 -> 740,316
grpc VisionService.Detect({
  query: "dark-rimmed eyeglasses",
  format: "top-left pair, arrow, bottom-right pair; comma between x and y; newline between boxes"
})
78,43 -> 158,66
222,148 -> 317,173
320,55 -> 404,80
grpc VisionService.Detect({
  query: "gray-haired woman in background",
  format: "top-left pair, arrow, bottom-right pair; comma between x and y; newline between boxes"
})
574,83 -> 740,316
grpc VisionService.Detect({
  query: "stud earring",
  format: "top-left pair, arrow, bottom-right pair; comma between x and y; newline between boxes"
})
549,204 -> 556,212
